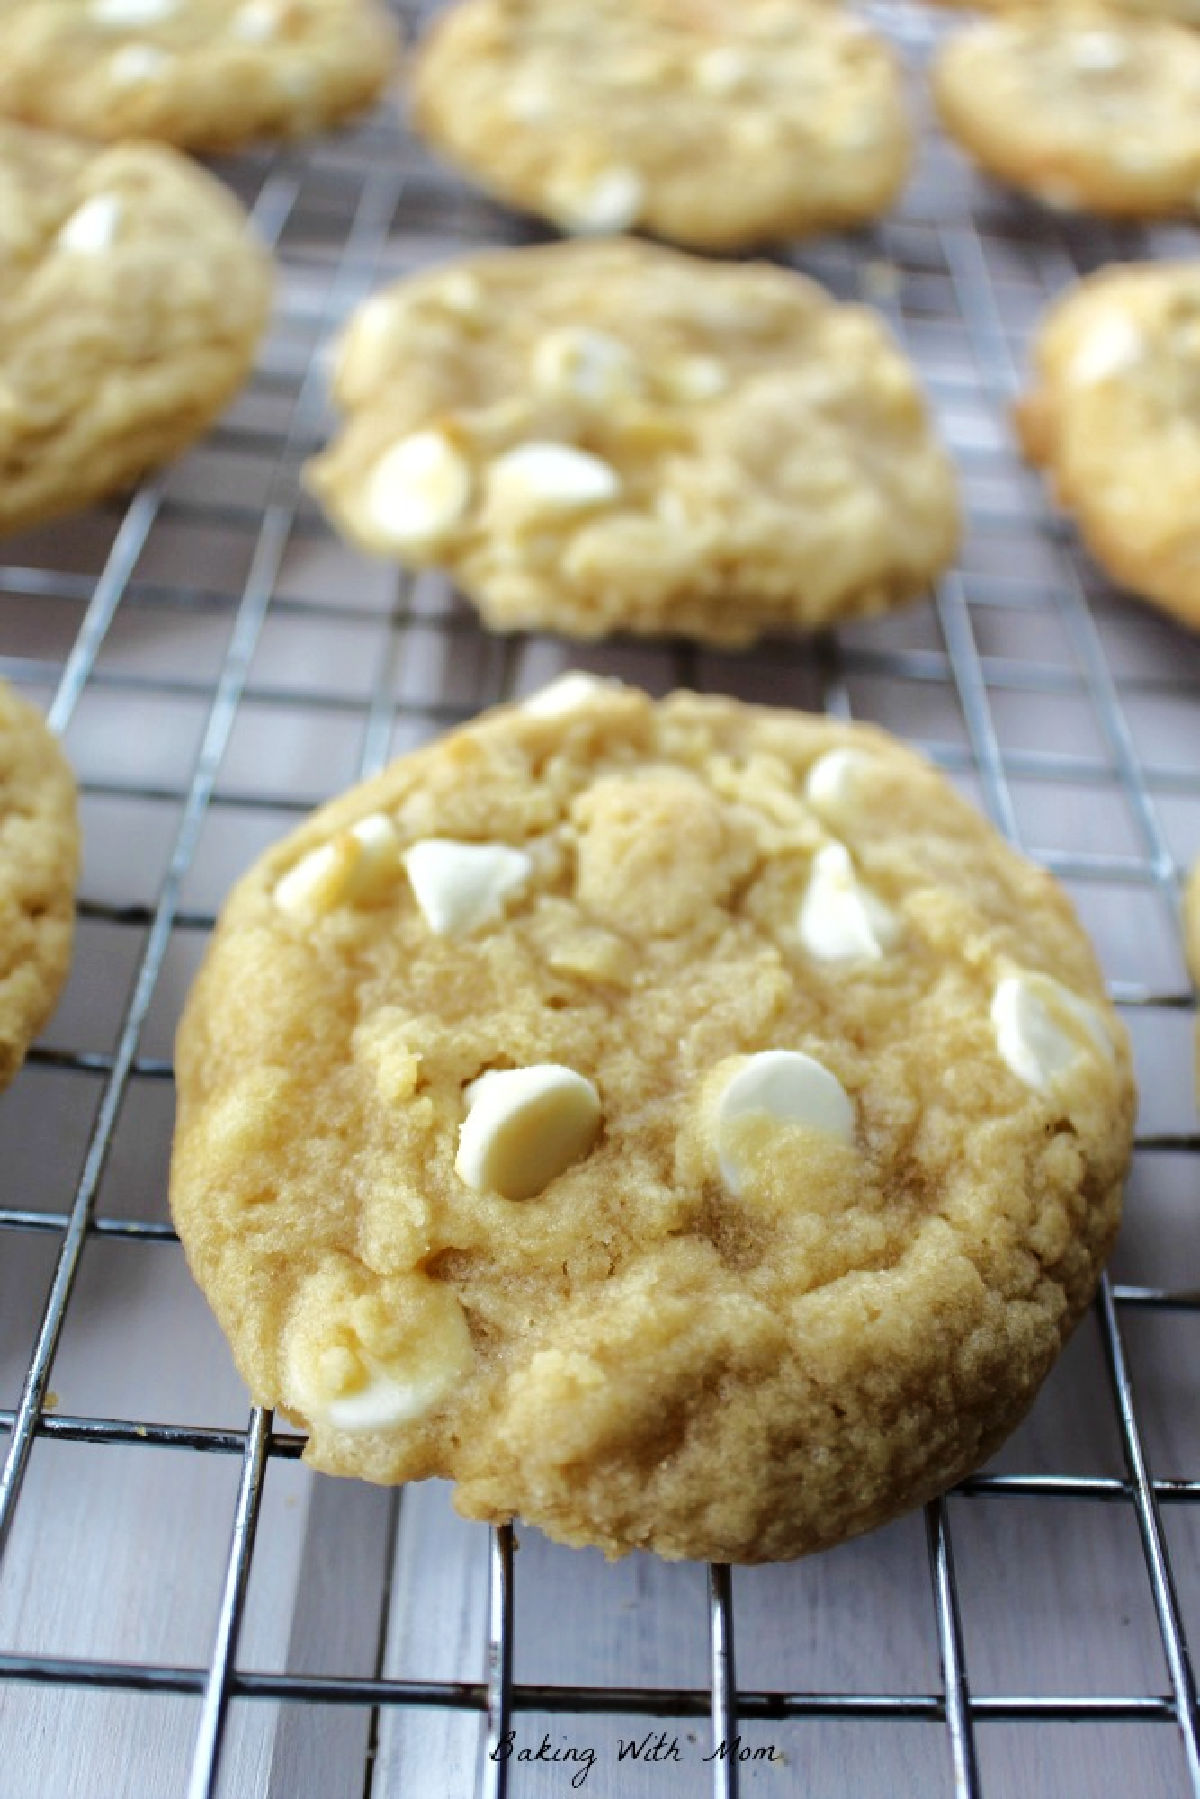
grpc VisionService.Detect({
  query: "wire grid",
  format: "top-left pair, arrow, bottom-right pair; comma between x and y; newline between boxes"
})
0,3 -> 1198,1795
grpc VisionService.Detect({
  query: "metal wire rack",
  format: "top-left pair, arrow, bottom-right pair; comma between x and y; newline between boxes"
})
1,2 -> 1198,1793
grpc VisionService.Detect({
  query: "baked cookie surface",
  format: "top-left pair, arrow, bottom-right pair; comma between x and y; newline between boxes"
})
409,0 -> 911,248
1017,261 -> 1200,630
306,239 -> 960,645
170,680 -> 1134,1563
0,122 -> 272,537
933,10 -> 1200,216
0,0 -> 398,149
0,683 -> 79,1094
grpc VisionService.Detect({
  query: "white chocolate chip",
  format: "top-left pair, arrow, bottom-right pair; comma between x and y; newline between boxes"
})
532,326 -> 642,404
991,971 -> 1112,1094
1070,30 -> 1129,74
555,166 -> 644,234
1067,313 -> 1144,386
231,0 -> 282,40
56,193 -> 122,256
108,42 -> 170,82
455,1065 -> 602,1200
805,748 -> 876,821
504,78 -> 554,121
90,0 -> 176,22
335,293 -> 397,394
797,842 -> 900,964
319,1365 -> 440,1430
288,1280 -> 474,1433
403,838 -> 531,937
659,354 -> 729,403
714,1051 -> 855,1198
365,430 -> 472,548
273,812 -> 400,918
351,812 -> 401,868
487,442 -> 621,516
434,271 -> 483,317
351,295 -> 394,341
521,671 -> 616,717
275,844 -> 343,916
693,45 -> 752,95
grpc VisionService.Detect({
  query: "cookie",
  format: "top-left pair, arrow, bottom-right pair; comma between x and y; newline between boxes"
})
1016,261 -> 1200,630
305,238 -> 960,645
408,0 -> 912,249
169,678 -> 1134,1563
0,0 -> 398,150
933,10 -> 1200,216
0,683 -> 79,1094
0,122 -> 272,538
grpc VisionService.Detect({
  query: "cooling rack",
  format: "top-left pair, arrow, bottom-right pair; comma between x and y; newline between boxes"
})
1,3 -> 1199,1794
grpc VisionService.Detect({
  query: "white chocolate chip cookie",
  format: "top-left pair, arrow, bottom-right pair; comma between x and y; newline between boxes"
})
170,681 -> 1134,1563
0,122 -> 271,537
409,0 -> 912,249
0,0 -> 399,149
0,681 -> 79,1093
305,238 -> 960,645
933,9 -> 1200,217
1016,261 -> 1200,631
1,125 -> 273,532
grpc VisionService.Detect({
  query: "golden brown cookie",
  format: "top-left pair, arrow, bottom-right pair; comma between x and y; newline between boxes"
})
409,0 -> 912,248
933,9 -> 1200,216
0,121 -> 272,538
305,238 -> 960,645
1016,261 -> 1200,630
170,679 -> 1134,1563
0,0 -> 398,149
0,682 -> 79,1094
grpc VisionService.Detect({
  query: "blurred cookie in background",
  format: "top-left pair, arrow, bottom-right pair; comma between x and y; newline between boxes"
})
410,0 -> 912,248
934,9 -> 1200,216
0,0 -> 400,149
1017,261 -> 1200,632
306,238 -> 960,645
0,122 -> 273,536
0,681 -> 78,1094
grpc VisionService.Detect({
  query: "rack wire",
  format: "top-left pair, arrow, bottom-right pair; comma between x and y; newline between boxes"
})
1,3 -> 1198,1794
